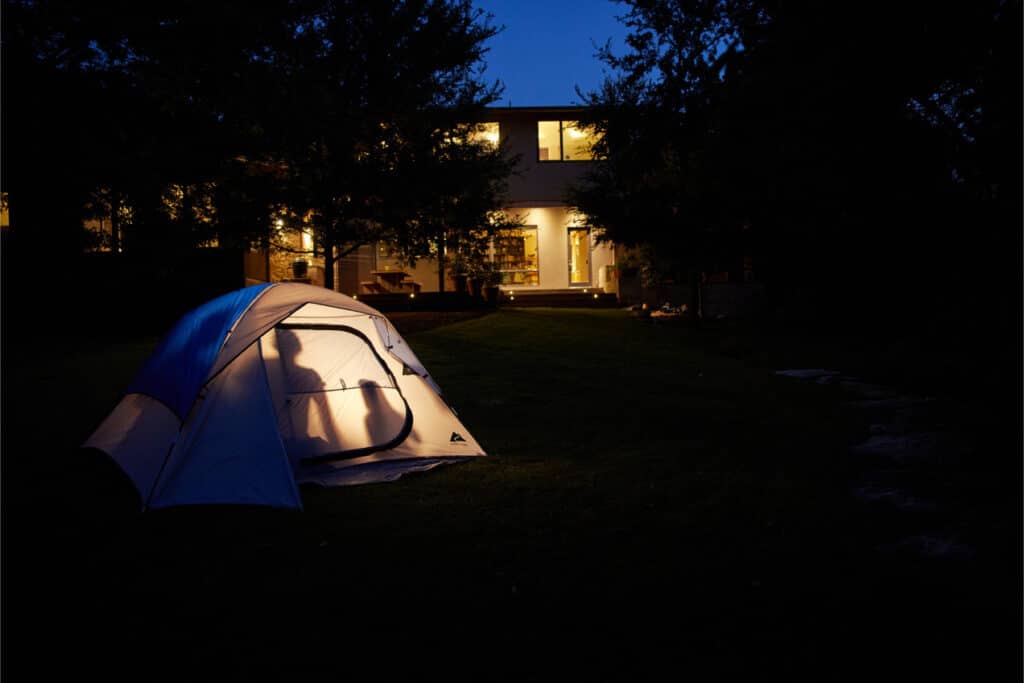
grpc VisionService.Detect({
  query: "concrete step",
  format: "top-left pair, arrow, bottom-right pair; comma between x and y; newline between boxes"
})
504,290 -> 618,308
353,292 -> 486,312
354,290 -> 620,311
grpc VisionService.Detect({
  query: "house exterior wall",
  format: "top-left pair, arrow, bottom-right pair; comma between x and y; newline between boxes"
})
338,244 -> 376,296
485,107 -> 612,293
343,106 -> 616,296
265,230 -> 324,287
490,107 -> 596,206
511,206 -> 614,292
359,206 -> 616,295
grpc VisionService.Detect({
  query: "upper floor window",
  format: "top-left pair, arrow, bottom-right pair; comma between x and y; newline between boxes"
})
537,120 -> 597,161
445,122 -> 499,149
470,122 -> 500,148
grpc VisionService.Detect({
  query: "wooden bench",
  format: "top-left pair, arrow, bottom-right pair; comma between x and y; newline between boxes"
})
362,272 -> 422,295
400,279 -> 423,294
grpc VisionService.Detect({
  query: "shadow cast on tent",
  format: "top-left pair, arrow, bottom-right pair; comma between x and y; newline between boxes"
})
276,328 -> 342,457
276,328 -> 407,463
359,378 -> 405,449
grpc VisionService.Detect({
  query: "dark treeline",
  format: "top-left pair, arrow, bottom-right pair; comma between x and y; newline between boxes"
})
2,0 -> 1020,338
572,0 -> 1021,334
1,0 -> 514,304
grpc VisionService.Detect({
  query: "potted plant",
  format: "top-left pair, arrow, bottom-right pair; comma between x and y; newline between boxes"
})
450,253 -> 470,295
467,272 -> 483,299
466,256 -> 487,300
479,260 -> 503,305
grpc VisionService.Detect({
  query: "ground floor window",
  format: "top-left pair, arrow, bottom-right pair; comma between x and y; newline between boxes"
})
494,226 -> 539,286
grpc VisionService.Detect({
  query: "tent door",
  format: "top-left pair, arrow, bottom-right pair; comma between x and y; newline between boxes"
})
272,324 -> 412,463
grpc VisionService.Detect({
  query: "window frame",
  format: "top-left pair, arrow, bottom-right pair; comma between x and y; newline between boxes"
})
536,120 -> 595,163
567,227 -> 592,287
493,225 -> 540,287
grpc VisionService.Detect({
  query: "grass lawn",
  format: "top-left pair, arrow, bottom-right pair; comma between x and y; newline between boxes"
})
3,308 -> 1018,679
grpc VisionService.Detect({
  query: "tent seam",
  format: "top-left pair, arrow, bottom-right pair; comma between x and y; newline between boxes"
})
203,296 -> 381,390
218,282 -> 279,350
256,336 -> 304,510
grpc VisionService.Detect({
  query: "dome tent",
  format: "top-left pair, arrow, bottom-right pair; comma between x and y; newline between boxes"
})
85,283 -> 485,510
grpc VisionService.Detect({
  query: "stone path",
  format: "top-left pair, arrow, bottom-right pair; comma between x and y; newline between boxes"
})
775,369 -> 976,560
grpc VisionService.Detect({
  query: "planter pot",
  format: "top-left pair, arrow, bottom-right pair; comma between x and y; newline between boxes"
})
292,260 -> 309,279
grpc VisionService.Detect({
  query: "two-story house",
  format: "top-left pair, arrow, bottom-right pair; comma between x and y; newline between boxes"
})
326,106 -> 616,299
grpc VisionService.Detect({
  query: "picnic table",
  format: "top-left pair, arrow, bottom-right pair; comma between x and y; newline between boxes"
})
360,270 -> 422,295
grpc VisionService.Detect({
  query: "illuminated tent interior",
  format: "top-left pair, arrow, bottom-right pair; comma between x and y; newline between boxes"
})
85,283 -> 485,510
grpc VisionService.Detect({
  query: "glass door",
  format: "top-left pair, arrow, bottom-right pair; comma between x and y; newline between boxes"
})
568,228 -> 591,286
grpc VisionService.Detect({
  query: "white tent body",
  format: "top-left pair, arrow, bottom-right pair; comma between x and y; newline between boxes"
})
85,284 -> 485,510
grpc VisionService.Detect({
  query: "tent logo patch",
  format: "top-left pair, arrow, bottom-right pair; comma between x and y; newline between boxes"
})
450,432 -> 466,443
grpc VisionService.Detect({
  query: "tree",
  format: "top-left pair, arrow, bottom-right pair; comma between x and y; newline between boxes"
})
391,121 -> 521,291
259,0 -> 512,290
571,0 -> 1020,324
3,0 -> 303,254
4,0 -> 516,290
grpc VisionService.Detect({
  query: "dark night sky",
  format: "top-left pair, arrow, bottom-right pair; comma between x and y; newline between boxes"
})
472,0 -> 630,106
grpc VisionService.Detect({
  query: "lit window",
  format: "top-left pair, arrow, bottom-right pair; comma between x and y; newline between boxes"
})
537,121 -> 561,161
563,123 -> 594,161
446,122 -> 499,148
469,122 -> 500,148
537,120 -> 596,161
494,227 -> 539,286
83,217 -> 112,252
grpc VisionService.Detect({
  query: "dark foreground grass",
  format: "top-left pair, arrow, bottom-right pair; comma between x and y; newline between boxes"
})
2,309 -> 1018,680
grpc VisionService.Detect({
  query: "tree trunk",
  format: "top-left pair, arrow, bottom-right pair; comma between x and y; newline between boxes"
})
688,269 -> 702,324
110,192 -> 121,254
323,243 -> 335,291
436,233 -> 445,293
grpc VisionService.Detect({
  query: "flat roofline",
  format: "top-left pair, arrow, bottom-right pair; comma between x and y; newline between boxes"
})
484,105 -> 589,113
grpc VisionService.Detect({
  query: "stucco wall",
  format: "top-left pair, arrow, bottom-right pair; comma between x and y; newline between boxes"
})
356,207 -> 614,294
484,109 -> 613,292
268,231 -> 325,287
512,206 -> 614,291
488,107 -> 595,205
337,108 -> 614,294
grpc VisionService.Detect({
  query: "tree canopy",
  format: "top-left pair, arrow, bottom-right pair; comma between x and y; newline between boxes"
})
3,0 -> 516,284
571,0 -> 1021,323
